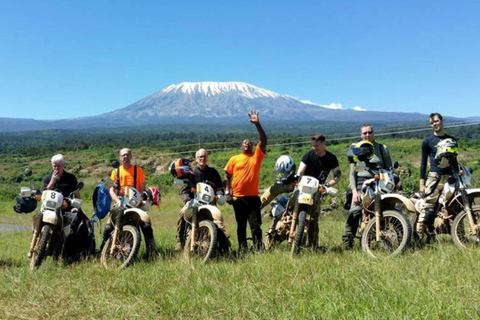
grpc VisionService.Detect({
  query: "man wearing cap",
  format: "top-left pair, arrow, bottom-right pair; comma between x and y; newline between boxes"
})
296,134 -> 341,249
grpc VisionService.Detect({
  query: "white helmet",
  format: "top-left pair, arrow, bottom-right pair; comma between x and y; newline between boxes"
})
274,155 -> 296,183
435,138 -> 458,169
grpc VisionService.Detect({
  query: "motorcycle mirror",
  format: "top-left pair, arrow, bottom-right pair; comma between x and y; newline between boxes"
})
77,181 -> 84,190
393,161 -> 399,169
333,169 -> 341,178
111,159 -> 120,169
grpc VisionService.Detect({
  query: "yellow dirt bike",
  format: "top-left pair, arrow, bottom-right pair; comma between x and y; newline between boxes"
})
264,172 -> 339,256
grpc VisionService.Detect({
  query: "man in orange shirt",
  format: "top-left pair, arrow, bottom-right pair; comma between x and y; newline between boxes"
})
101,148 -> 157,259
225,110 -> 267,251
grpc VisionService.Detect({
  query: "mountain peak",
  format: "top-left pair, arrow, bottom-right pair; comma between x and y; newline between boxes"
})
161,81 -> 282,99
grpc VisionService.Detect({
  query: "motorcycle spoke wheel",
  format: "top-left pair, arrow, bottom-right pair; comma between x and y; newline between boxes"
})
361,210 -> 412,258
452,205 -> 480,250
30,225 -> 52,271
184,220 -> 218,264
291,211 -> 307,257
100,225 -> 141,270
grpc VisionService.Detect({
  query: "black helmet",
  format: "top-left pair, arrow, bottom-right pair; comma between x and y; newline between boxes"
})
13,195 -> 37,214
170,158 -> 194,179
347,140 -> 375,163
274,155 -> 296,183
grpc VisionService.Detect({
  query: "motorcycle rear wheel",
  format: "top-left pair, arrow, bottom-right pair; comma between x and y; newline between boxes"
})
291,211 -> 307,256
30,224 -> 52,270
451,204 -> 480,250
361,210 -> 412,258
100,225 -> 141,270
184,220 -> 218,263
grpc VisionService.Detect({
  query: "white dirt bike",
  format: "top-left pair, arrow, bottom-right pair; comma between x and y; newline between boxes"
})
175,179 -> 230,263
22,183 -> 91,270
100,180 -> 156,270
265,172 -> 339,256
355,163 -> 414,258
410,164 -> 480,249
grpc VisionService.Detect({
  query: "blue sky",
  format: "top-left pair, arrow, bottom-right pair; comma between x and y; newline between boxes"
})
1,1 -> 479,120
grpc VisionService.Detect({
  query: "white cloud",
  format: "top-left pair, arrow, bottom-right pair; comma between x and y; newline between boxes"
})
352,106 -> 366,111
320,103 -> 343,110
299,99 -> 321,106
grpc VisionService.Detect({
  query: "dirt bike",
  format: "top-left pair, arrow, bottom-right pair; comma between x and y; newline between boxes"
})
264,172 -> 339,256
100,179 -> 156,270
21,182 -> 94,270
410,164 -> 480,249
175,179 -> 230,263
355,162 -> 414,258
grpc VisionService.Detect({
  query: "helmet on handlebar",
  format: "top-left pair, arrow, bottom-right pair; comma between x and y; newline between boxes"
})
435,138 -> 458,169
274,155 -> 296,183
170,158 -> 194,179
145,186 -> 161,208
347,140 -> 375,163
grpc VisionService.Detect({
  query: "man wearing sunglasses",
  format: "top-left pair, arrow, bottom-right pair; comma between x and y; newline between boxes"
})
342,124 -> 393,249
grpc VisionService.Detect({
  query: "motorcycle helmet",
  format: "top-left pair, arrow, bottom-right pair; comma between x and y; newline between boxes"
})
435,138 -> 458,169
145,186 -> 161,208
170,158 -> 194,179
13,195 -> 37,214
274,155 -> 296,183
347,140 -> 375,163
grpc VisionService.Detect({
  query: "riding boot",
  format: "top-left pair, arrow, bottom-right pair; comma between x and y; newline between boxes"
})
144,238 -> 158,261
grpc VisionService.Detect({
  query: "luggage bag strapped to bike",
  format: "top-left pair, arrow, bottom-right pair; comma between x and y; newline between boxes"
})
92,184 -> 112,220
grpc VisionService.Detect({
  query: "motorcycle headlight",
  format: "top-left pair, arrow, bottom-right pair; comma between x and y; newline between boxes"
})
302,186 -> 313,194
201,194 -> 212,203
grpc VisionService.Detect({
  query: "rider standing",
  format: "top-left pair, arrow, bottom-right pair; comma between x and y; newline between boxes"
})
342,124 -> 392,249
225,110 -> 267,252
418,113 -> 458,240
296,134 -> 341,249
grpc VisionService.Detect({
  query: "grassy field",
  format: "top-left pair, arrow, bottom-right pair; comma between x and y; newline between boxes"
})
1,196 -> 480,320
1,138 -> 480,319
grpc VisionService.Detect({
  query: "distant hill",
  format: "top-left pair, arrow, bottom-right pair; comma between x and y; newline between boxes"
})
0,81 -> 472,132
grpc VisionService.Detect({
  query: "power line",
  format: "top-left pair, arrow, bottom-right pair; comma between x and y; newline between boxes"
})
155,121 -> 480,158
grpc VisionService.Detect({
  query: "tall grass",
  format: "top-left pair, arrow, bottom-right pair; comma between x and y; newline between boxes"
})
1,205 -> 480,320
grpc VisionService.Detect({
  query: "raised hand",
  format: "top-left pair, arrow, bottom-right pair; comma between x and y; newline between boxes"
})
247,109 -> 260,124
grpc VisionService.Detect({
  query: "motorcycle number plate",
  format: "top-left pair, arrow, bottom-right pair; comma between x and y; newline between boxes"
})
299,196 -> 313,205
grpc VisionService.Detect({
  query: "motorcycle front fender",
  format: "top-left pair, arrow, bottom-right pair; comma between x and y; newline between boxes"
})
448,188 -> 480,209
124,208 -> 150,225
42,209 -> 59,225
380,193 -> 416,212
199,204 -> 223,224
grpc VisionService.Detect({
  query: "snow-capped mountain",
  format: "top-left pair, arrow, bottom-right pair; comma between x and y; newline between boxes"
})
0,81 -> 433,132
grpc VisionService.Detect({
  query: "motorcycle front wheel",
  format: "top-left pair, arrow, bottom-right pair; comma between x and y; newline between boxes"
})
361,210 -> 412,258
30,224 -> 52,270
100,225 -> 141,270
291,210 -> 307,256
184,220 -> 218,263
451,204 -> 480,250
264,218 -> 279,251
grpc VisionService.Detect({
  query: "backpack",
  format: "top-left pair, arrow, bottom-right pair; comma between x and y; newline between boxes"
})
92,184 -> 112,220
